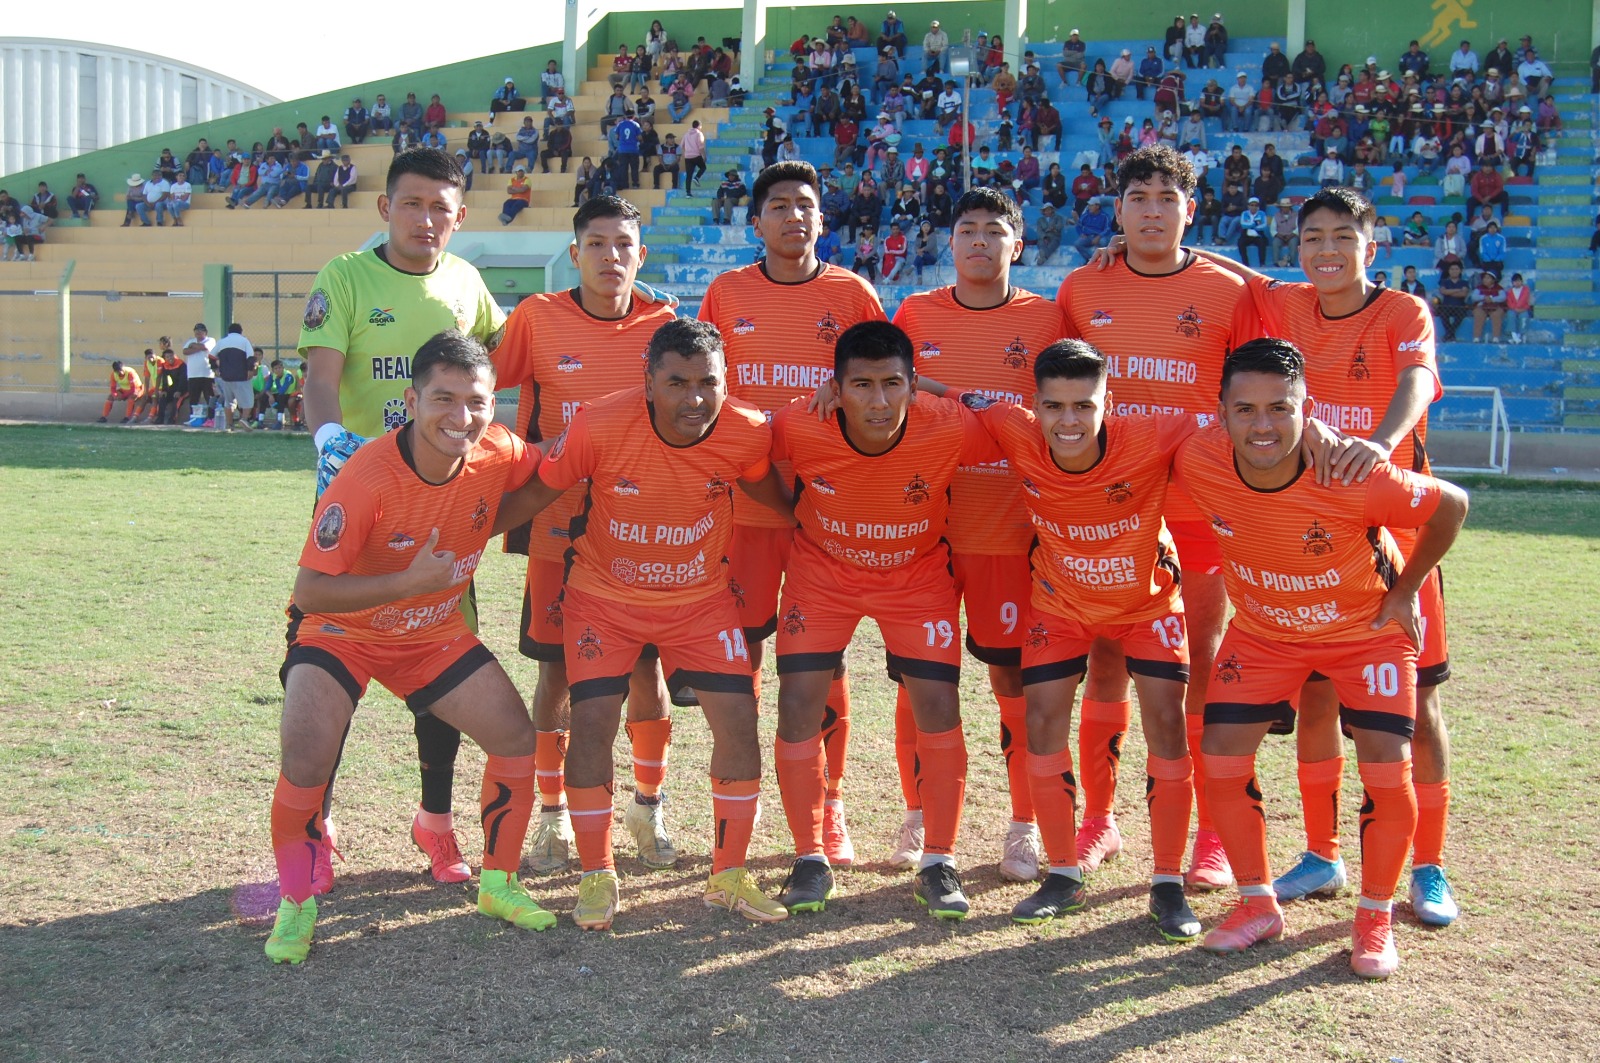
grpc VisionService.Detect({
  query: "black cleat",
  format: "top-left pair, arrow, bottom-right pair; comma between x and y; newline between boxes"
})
913,863 -> 970,921
779,858 -> 835,913
1011,872 -> 1087,924
1149,881 -> 1202,943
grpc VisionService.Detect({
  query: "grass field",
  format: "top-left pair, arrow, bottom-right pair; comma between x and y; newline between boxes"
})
2,423 -> 1598,1062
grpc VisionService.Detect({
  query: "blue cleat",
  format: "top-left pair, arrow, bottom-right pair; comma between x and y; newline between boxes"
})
1272,850 -> 1348,902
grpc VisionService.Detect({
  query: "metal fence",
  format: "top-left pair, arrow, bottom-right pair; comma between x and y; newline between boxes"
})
229,271 -> 318,366
0,285 -> 206,392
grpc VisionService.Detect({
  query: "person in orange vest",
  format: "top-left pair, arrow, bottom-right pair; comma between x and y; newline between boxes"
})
99,360 -> 144,423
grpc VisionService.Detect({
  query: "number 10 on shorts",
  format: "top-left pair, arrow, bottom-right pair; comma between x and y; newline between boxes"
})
717,628 -> 749,662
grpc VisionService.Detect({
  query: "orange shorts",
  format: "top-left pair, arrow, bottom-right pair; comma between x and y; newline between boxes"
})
1416,567 -> 1450,685
1168,519 -> 1224,576
775,538 -> 961,683
1206,624 -> 1418,738
1020,607 -> 1190,686
952,552 -> 1030,666
281,619 -> 495,717
519,557 -> 569,662
561,584 -> 753,704
728,523 -> 795,639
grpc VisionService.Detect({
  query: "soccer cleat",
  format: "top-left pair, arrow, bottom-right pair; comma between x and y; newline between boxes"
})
779,858 -> 836,913
1200,896 -> 1285,953
703,868 -> 789,923
264,896 -> 317,964
913,863 -> 970,921
310,817 -> 340,897
526,807 -> 574,874
412,813 -> 472,883
477,869 -> 557,931
887,811 -> 925,871
1351,906 -> 1400,978
1010,872 -> 1086,924
822,799 -> 855,867
623,795 -> 678,870
1273,850 -> 1348,903
1408,864 -> 1460,926
1148,882 -> 1202,943
1185,829 -> 1235,891
999,821 -> 1043,882
573,870 -> 620,931
1075,815 -> 1122,873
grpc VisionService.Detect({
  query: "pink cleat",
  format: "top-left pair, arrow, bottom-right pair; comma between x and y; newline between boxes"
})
310,817 -> 341,897
1350,906 -> 1400,979
1185,829 -> 1235,891
1201,896 -> 1285,953
412,812 -> 472,883
1075,815 -> 1123,873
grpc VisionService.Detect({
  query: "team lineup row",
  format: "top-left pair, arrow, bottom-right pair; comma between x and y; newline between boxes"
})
261,147 -> 1465,984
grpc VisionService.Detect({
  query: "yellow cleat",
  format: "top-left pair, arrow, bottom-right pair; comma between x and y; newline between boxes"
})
704,867 -> 788,923
264,896 -> 316,964
477,869 -> 557,931
574,870 -> 621,931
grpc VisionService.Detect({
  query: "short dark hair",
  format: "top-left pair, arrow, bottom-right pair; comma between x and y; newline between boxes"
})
386,147 -> 467,198
193,323 -> 207,332
271,359 -> 285,369
1116,146 -> 1197,198
1297,187 -> 1376,235
646,317 -> 724,373
573,195 -> 642,236
111,360 -> 124,372
1034,340 -> 1107,387
1221,338 -> 1305,396
951,187 -> 1023,233
749,160 -> 819,214
226,323 -> 243,335
412,329 -> 495,388
833,320 -> 914,380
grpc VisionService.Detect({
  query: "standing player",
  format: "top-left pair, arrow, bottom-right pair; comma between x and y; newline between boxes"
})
698,160 -> 886,865
1177,339 -> 1466,978
266,331 -> 553,965
890,187 -> 1065,879
1057,145 -> 1261,888
770,321 -> 1002,921
496,319 -> 793,930
494,196 -> 682,876
1177,188 -> 1458,925
298,147 -> 506,885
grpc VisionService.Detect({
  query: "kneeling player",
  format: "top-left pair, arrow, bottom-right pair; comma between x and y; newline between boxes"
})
497,318 -> 794,931
1177,339 -> 1467,979
267,331 -> 553,965
771,320 -> 1003,921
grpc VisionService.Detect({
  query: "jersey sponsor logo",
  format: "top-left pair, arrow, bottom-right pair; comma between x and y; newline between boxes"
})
917,340 -> 942,360
314,503 -> 346,551
1209,514 -> 1235,537
556,354 -> 583,373
903,472 -> 931,505
372,356 -> 413,381
1214,653 -> 1243,685
575,625 -> 604,660
370,607 -> 401,632
1175,304 -> 1203,339
781,604 -> 807,635
732,317 -> 757,335
1020,477 -> 1040,498
1104,481 -> 1134,505
387,532 -> 416,551
368,307 -> 397,326
809,476 -> 837,495
614,476 -> 641,496
706,476 -> 732,501
1397,339 -> 1426,353
303,288 -> 330,331
1348,347 -> 1370,381
382,397 -> 408,432
815,311 -> 842,343
1302,519 -> 1333,555
1089,309 -> 1113,328
1000,336 -> 1030,370
1308,399 -> 1374,432
471,497 -> 490,532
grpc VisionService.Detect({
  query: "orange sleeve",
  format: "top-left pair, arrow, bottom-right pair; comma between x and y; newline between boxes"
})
697,281 -> 721,324
956,402 -> 1007,464
490,303 -> 536,387
506,430 -> 538,491
1231,277 -> 1268,348
1055,273 -> 1083,339
298,474 -> 379,576
536,408 -> 596,491
1155,411 -> 1210,463
1387,296 -> 1443,401
1362,463 -> 1442,530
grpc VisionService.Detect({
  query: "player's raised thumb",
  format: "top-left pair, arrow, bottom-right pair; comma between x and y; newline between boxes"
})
425,528 -> 441,551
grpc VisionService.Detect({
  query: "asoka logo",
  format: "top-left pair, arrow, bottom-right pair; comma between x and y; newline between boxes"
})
904,473 -> 931,505
382,397 -> 408,431
1000,336 -> 1029,369
575,626 -> 604,660
614,477 -> 641,496
1104,481 -> 1134,505
918,340 -> 942,359
1089,309 -> 1113,328
556,354 -> 583,373
732,317 -> 757,335
1175,304 -> 1203,339
470,497 -> 490,532
368,307 -> 397,325
781,604 -> 807,635
1348,347 -> 1370,380
809,476 -> 837,495
1210,514 -> 1235,537
1214,654 -> 1243,684
1397,339 -> 1426,353
815,311 -> 842,343
386,532 -> 416,551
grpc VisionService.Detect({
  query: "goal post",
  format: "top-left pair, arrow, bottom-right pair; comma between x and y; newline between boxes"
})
1432,385 -> 1512,475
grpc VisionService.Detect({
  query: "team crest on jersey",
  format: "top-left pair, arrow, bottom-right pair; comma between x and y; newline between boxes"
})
782,604 -> 807,635
706,475 -> 732,501
545,593 -> 564,630
470,497 -> 490,532
611,558 -> 639,584
314,503 -> 346,551
1000,336 -> 1030,370
1209,514 -> 1236,537
575,626 -> 604,660
614,477 -> 641,496
1214,654 -> 1243,685
809,476 -> 837,495
1302,520 -> 1333,555
732,317 -> 757,335
382,397 -> 408,431
1175,305 -> 1203,339
918,340 -> 941,360
1348,347 -> 1370,381
816,311 -> 842,343
728,578 -> 746,609
1026,622 -> 1050,648
548,428 -> 568,461
370,606 -> 401,632
556,354 -> 583,373
1105,481 -> 1134,505
904,473 -> 931,505
1089,309 -> 1114,328
302,288 -> 330,331
387,532 -> 416,551
368,307 -> 397,326
452,299 -> 469,332
1021,477 -> 1040,498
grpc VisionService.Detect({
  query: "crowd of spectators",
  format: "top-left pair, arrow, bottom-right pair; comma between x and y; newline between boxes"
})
102,323 -> 307,430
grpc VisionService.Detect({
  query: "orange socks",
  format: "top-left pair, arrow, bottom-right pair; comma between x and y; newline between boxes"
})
1146,754 -> 1194,878
480,754 -> 535,874
624,717 -> 671,798
997,695 -> 1034,823
917,726 -> 967,857
568,783 -> 616,872
1412,779 -> 1450,867
893,684 -> 921,812
775,734 -> 826,857
1358,760 -> 1417,902
1187,715 -> 1212,831
1298,756 -> 1345,861
1078,699 -> 1130,819
821,675 -> 852,801
1204,753 -> 1269,888
271,775 -> 328,903
534,728 -> 569,810
710,777 -> 760,873
1027,747 -> 1078,868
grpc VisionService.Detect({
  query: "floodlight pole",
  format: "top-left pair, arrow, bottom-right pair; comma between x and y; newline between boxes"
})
950,47 -> 973,197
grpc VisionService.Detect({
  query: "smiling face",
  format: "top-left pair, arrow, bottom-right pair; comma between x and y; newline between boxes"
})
645,349 -> 727,446
1219,370 -> 1308,485
1297,205 -> 1376,298
1034,374 -> 1107,470
405,365 -> 496,472
1116,174 -> 1195,265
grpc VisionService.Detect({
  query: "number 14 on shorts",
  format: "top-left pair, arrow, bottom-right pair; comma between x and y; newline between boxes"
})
717,628 -> 750,662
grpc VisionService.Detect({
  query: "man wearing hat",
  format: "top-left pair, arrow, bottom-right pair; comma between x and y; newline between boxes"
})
122,172 -> 146,227
1261,40 -> 1289,87
1137,45 -> 1164,100
712,168 -> 749,226
1291,39 -> 1325,86
1034,200 -> 1065,264
923,19 -> 949,76
490,76 -> 525,120
1225,71 -> 1256,132
1110,48 -> 1135,95
1058,28 -> 1087,86
1204,13 -> 1228,69
878,10 -> 907,57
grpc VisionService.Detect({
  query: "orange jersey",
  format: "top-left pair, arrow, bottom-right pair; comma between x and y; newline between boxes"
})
1247,277 -> 1442,474
969,399 -> 1201,624
536,386 -> 772,606
1174,426 -> 1443,644
1056,254 -> 1263,523
295,422 -> 536,642
492,289 -> 677,561
893,286 -> 1063,555
698,262 -> 886,529
771,394 -> 1002,571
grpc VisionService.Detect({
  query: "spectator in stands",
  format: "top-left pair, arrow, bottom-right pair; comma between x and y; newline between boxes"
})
873,47 -> 900,104
497,165 -> 532,225
1468,159 -> 1510,217
27,182 -> 56,225
424,94 -> 447,130
1348,158 -> 1375,199
66,174 -> 97,219
398,92 -> 424,130
1222,72 -> 1256,134
1100,48 -> 1129,100
152,148 -> 179,181
241,157 -> 283,209
652,133 -> 680,189
1183,14 -> 1206,69
925,180 -> 954,228
392,121 -> 419,154
1261,40 -> 1289,87
1503,273 -> 1534,341
1034,98 -> 1062,152
466,121 -> 491,172
547,88 -> 575,129
1203,13 -> 1228,68
1441,142 -> 1472,197
1291,39 -> 1325,87
810,84 -> 841,137
330,155 -> 357,208
600,86 -> 631,133
878,10 -> 907,57
1401,211 -> 1430,247
1054,28 -> 1086,86
1432,262 -> 1471,341
454,148 -> 476,192
1214,177 -> 1246,244
883,82 -> 910,128
484,128 -> 508,175
819,174 -> 850,233
1272,72 -> 1303,130
182,140 -> 209,184
1449,40 -> 1478,78
370,94 -> 393,133
1435,219 -> 1467,273
668,76 -> 694,123
614,113 -> 642,188
1470,270 -> 1507,342
681,120 -> 706,193
204,150 -> 230,192
728,76 -> 747,108
877,221 -> 906,282
1029,201 -> 1063,265
1073,198 -> 1112,261
1163,16 -> 1185,64
1475,220 -> 1507,279
537,61 -> 564,106
544,121 -> 572,174
1188,186 -> 1221,244
923,19 -> 948,76
710,169 -> 748,226
849,173 -> 884,243
312,117 -> 340,153
344,99 -> 370,145
511,116 -> 540,172
1017,62 -> 1048,106
1397,264 -> 1426,299
1517,49 -> 1552,99
1077,59 -> 1112,116
1270,198 -> 1299,265
136,172 -> 170,225
491,77 -> 526,121
1236,196 -> 1270,266
888,182 -> 920,228
1133,46 -> 1162,102
419,126 -> 447,152
1195,79 -> 1223,126
852,224 -> 879,280
833,112 -> 861,170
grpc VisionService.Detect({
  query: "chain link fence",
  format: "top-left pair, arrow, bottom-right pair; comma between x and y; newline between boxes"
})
229,271 -> 318,368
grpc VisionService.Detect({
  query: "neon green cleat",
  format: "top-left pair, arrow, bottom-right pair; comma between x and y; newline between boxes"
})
574,870 -> 621,931
477,869 -> 557,931
704,867 -> 789,923
265,896 -> 317,964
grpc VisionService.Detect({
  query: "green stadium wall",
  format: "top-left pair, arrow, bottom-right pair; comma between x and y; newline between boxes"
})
766,3 -> 1005,55
1305,0 -> 1592,69
1022,2 -> 1289,48
592,10 -> 748,56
